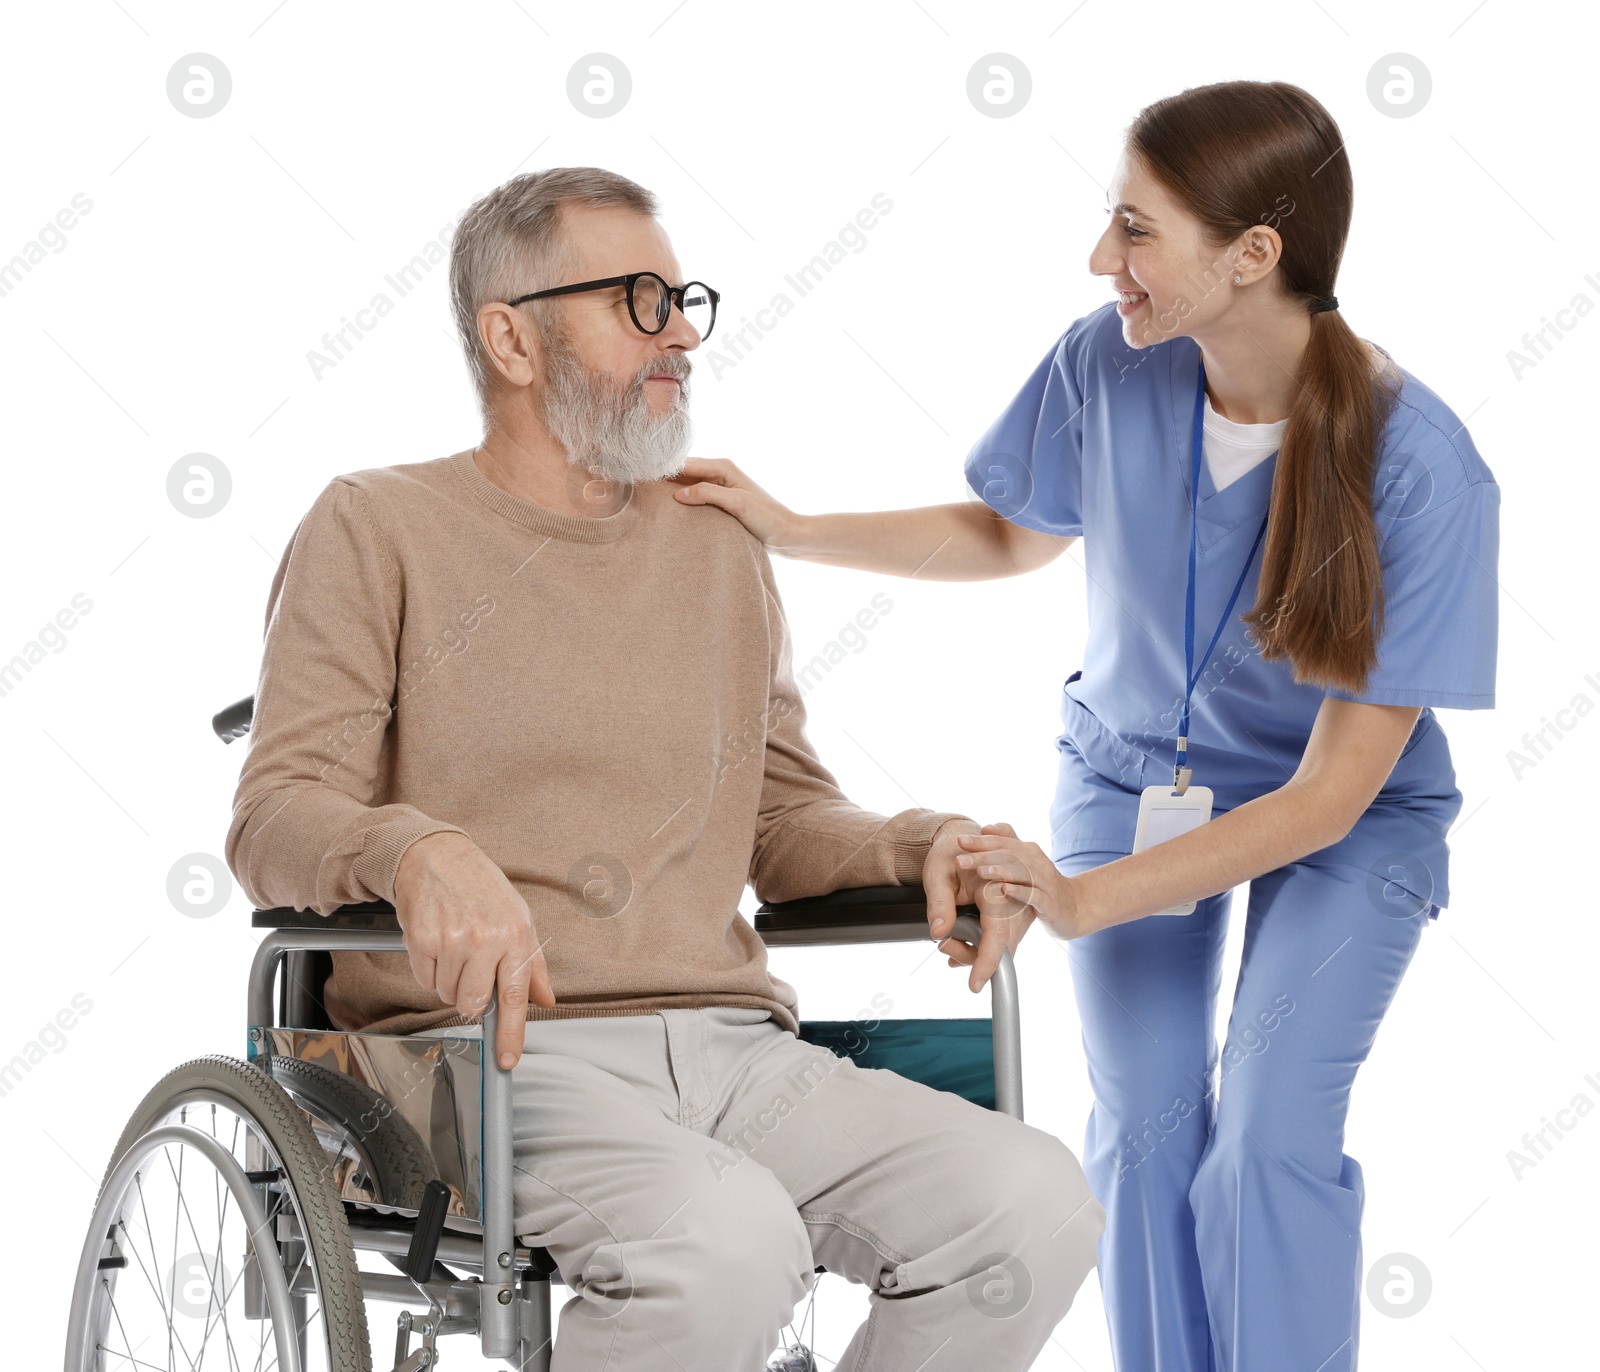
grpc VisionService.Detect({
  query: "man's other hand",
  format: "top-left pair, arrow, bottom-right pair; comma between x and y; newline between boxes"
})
392,831 -> 556,1069
923,819 -> 1038,994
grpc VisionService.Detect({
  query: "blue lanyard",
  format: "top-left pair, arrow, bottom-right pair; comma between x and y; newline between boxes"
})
1176,360 -> 1271,787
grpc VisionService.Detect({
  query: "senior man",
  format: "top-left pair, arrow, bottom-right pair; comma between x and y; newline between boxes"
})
227,165 -> 1104,1371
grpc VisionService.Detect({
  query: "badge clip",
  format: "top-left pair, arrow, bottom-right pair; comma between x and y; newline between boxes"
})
1173,765 -> 1193,796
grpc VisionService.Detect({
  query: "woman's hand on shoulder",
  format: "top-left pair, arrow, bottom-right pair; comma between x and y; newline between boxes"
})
671,457 -> 803,551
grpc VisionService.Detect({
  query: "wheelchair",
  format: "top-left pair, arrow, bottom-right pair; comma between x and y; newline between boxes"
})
64,693 -> 1027,1372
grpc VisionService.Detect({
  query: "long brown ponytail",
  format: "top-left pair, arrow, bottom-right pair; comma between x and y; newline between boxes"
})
1128,81 -> 1403,695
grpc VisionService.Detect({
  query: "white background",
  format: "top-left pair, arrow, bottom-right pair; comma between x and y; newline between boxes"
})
2,2 -> 1594,1368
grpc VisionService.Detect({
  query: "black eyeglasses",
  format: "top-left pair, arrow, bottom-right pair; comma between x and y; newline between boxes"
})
507,271 -> 720,341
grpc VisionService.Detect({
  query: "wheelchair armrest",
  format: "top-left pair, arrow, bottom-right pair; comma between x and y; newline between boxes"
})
753,884 -> 978,947
251,900 -> 401,932
252,884 -> 973,942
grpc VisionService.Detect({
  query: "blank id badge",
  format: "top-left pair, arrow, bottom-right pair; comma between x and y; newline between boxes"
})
1132,783 -> 1214,915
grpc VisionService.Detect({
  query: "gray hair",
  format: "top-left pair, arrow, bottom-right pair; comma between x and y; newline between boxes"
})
448,167 -> 660,420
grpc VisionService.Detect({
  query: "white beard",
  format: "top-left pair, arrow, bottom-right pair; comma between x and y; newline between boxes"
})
541,328 -> 693,486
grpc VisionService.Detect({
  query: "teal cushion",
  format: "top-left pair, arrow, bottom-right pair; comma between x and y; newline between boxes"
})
797,1017 -> 996,1111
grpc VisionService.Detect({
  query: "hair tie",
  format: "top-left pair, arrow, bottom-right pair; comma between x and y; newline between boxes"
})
1308,295 -> 1339,314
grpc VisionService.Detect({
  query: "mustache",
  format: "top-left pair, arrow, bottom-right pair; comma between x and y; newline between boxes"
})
637,356 -> 692,385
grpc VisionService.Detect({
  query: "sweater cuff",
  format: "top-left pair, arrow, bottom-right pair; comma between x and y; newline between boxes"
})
352,817 -> 470,905
892,810 -> 979,885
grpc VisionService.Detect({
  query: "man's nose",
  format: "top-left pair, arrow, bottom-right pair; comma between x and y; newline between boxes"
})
658,302 -> 703,349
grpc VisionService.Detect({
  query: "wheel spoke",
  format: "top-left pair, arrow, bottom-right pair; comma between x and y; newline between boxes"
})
194,1244 -> 238,1370
94,1346 -> 182,1372
180,1138 -> 298,1371
187,1125 -> 322,1372
254,1289 -> 323,1372
131,1173 -> 195,1370
131,1178 -> 174,1329
199,1216 -> 270,1372
192,1132 -> 244,1370
101,1275 -> 152,1371
117,1212 -> 172,1332
163,1146 -> 229,1370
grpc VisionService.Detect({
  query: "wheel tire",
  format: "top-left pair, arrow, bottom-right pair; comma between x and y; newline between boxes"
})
267,1055 -> 435,1211
88,1054 -> 373,1371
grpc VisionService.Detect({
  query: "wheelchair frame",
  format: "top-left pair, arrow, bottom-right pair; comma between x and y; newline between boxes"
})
66,692 -> 1026,1372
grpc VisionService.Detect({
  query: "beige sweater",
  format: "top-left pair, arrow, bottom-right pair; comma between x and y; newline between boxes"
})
227,449 -> 970,1036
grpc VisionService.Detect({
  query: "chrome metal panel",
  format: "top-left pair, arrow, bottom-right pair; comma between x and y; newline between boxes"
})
248,1027 -> 484,1223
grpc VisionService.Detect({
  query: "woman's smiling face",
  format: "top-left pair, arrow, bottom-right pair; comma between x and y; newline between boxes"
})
1089,149 -> 1258,349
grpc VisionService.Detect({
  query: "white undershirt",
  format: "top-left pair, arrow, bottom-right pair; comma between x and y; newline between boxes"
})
1203,393 -> 1287,492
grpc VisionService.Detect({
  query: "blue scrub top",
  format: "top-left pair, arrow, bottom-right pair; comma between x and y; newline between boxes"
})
963,302 -> 1500,915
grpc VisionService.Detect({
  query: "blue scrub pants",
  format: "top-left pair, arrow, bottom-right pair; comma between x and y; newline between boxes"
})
1060,852 -> 1429,1372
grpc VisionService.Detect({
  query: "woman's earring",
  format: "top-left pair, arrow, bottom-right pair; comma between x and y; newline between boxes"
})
1234,275 -> 1242,284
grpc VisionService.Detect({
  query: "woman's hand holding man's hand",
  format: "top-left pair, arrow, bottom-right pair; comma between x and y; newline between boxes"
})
935,824 -> 1099,987
925,819 -> 1088,993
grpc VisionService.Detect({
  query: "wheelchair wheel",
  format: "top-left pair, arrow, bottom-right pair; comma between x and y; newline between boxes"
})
64,1055 -> 373,1372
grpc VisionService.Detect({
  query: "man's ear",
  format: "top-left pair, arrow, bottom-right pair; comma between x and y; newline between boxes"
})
477,301 -> 542,390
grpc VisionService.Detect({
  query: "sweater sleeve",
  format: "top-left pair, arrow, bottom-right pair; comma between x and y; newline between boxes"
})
746,548 -> 974,905
225,478 -> 468,914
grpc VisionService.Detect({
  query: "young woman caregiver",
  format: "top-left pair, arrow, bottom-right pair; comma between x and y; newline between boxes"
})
673,80 -> 1500,1372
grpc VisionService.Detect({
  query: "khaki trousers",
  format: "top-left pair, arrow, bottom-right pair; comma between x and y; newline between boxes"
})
431,1005 -> 1103,1370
